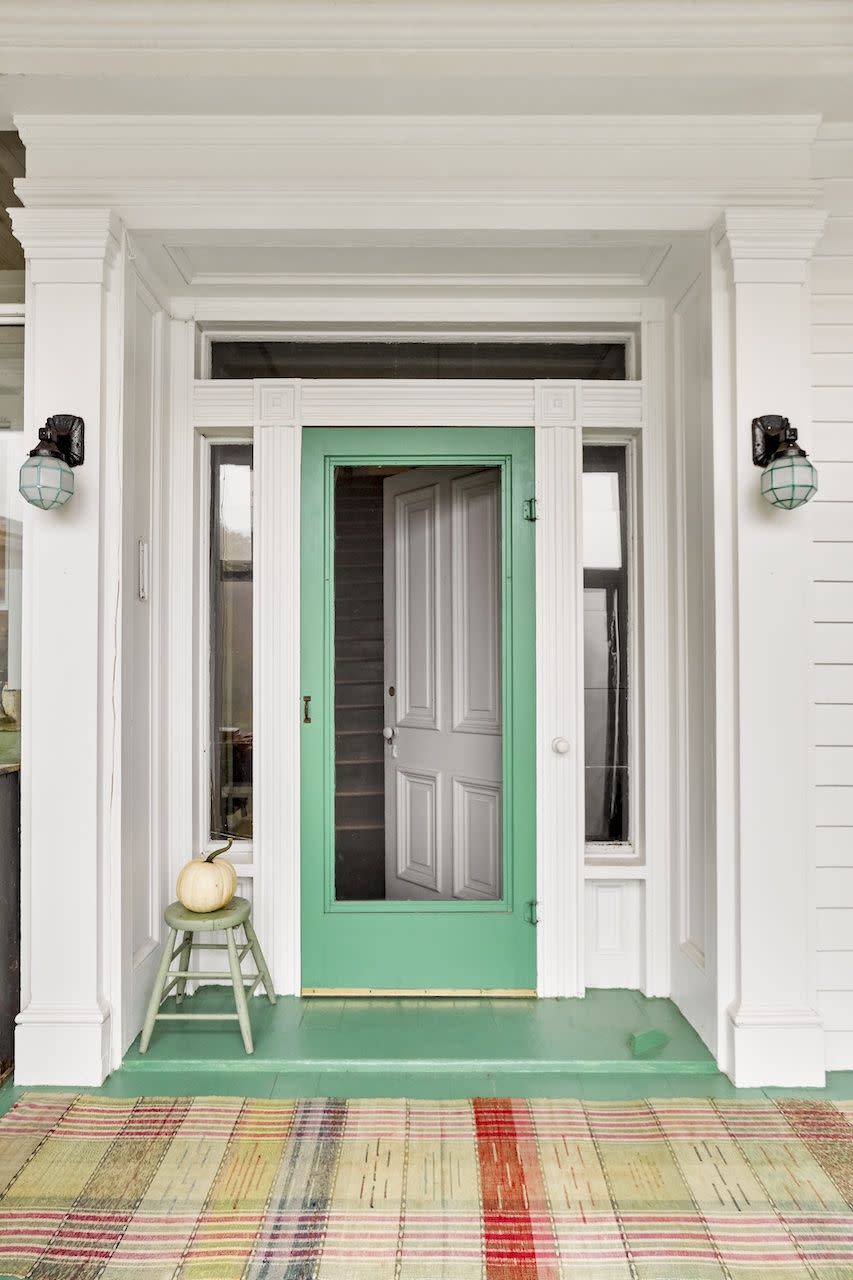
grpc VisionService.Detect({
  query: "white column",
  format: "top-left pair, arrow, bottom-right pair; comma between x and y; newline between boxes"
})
253,380 -> 302,995
534,383 -> 584,997
12,208 -> 123,1085
715,208 -> 827,1086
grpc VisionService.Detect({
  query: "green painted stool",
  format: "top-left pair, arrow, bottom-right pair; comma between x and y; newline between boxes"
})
140,896 -> 276,1055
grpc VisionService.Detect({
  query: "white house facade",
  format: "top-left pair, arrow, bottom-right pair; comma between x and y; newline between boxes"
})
0,1 -> 851,1088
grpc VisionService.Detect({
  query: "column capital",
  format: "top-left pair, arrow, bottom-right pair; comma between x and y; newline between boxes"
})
714,207 -> 828,283
9,207 -> 121,272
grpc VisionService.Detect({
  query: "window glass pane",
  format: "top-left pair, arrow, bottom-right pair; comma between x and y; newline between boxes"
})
210,445 -> 253,839
211,341 -> 626,381
334,463 -> 503,901
0,326 -> 24,433
583,472 -> 622,569
0,325 -> 23,771
583,447 -> 629,845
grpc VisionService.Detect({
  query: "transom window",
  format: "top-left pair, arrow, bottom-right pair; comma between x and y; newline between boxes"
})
210,340 -> 627,381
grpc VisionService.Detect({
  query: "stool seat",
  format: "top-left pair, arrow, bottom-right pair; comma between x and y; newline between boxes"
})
165,895 -> 251,933
140,895 -> 275,1056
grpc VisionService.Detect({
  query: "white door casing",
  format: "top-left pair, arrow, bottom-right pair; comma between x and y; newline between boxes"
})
383,466 -> 502,901
185,374 -> 651,1011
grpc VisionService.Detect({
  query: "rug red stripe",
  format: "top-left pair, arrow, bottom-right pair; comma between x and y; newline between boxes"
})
473,1097 -> 549,1280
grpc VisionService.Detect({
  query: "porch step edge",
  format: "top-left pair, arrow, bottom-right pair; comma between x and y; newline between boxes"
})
122,1056 -> 719,1076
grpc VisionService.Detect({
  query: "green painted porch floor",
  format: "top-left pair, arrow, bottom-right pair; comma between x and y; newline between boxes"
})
3,992 -> 852,1119
123,987 -> 716,1076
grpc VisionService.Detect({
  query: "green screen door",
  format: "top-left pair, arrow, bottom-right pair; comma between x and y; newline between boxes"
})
300,426 -> 536,992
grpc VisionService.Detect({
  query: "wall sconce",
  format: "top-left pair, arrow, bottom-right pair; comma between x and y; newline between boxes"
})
752,414 -> 818,511
19,415 -> 85,510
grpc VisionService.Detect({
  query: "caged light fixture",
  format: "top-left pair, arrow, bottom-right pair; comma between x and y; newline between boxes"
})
752,414 -> 818,511
19,414 -> 85,510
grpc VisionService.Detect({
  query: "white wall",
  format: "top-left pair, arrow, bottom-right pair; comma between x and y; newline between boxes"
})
811,125 -> 853,1072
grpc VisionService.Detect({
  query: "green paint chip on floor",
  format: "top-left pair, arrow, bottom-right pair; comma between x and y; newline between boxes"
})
630,1028 -> 670,1059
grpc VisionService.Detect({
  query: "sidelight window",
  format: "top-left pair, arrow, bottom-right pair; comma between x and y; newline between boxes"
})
583,445 -> 631,849
209,444 -> 254,840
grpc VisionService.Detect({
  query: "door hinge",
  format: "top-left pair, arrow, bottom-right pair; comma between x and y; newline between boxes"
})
137,538 -> 149,602
525,900 -> 539,926
522,498 -> 538,522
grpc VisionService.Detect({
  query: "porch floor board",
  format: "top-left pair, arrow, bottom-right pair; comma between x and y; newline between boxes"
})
122,987 -> 719,1075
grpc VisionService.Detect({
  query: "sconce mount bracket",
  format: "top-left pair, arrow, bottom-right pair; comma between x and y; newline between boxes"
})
752,414 -> 807,468
28,414 -> 85,468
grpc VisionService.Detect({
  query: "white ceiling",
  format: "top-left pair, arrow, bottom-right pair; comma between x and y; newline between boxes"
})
133,228 -> 697,301
146,231 -> 672,296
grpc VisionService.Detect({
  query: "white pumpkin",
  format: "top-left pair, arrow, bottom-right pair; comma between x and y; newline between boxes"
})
176,840 -> 238,913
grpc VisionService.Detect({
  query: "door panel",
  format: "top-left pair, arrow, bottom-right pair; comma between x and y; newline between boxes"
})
393,484 -> 439,729
452,472 -> 502,734
384,466 -> 502,902
452,776 -> 502,900
300,426 -> 536,993
395,767 -> 440,893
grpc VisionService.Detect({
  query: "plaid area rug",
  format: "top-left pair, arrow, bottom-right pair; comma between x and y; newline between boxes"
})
1,1095 -> 852,1277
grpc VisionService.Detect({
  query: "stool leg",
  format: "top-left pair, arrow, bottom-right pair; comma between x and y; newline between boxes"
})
243,916 -> 277,1005
140,927 -> 177,1053
174,931 -> 193,1005
226,926 -> 254,1054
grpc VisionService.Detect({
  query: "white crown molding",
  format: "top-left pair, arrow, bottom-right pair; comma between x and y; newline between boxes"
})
815,122 -> 853,145
1,2 -> 851,55
13,113 -> 825,150
717,206 -> 828,250
9,206 -> 122,262
714,207 -> 828,281
13,179 -> 822,239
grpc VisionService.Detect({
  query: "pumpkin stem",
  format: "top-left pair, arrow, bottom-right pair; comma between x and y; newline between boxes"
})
205,838 -> 234,864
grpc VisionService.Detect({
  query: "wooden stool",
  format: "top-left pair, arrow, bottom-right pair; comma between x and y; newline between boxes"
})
140,896 -> 276,1055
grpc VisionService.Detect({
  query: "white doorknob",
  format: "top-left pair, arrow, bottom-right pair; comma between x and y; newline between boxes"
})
382,727 -> 394,741
551,736 -> 570,754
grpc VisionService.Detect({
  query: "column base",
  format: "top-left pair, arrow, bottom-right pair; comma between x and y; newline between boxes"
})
727,1005 -> 825,1087
15,1003 -> 112,1086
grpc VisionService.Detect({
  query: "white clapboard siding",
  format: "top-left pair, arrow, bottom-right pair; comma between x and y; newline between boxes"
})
816,826 -> 853,866
813,326 -> 853,354
816,746 -> 853,785
818,951 -> 853,989
813,424 -> 853,462
817,908 -> 853,952
814,584 -> 853,623
816,788 -> 853,827
815,703 -> 853,745
818,991 -> 853,1030
826,1032 -> 853,1070
812,504 -> 853,541
812,138 -> 853,1069
814,623 -> 853,664
816,666 -> 853,703
811,543 -> 853,580
814,464 -> 853,500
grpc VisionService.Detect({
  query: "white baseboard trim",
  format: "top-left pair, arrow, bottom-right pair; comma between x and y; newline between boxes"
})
727,1005 -> 826,1087
15,1003 -> 112,1086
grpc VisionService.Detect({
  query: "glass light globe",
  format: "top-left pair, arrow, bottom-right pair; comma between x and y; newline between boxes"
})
760,451 -> 818,511
19,453 -> 75,510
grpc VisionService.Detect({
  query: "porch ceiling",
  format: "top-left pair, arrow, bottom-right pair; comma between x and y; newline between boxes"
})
132,227 -> 697,302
